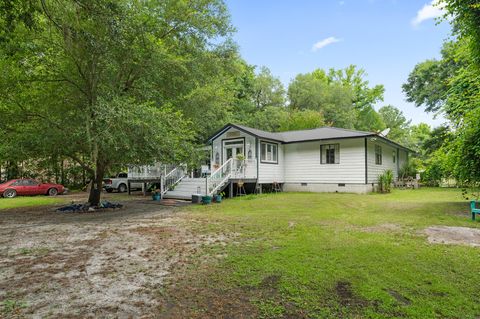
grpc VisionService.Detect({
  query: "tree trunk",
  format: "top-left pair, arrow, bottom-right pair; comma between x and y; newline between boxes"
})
88,162 -> 105,206
6,161 -> 19,180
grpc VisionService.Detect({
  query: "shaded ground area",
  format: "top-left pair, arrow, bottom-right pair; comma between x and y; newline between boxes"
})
0,197 -> 232,318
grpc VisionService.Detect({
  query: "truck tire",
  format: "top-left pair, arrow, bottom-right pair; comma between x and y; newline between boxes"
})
118,183 -> 127,193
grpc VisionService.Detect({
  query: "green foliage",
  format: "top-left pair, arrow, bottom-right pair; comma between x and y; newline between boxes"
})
288,70 -> 356,128
288,65 -> 387,131
277,109 -> 325,131
441,0 -> 480,67
422,150 -> 449,186
377,169 -> 393,193
448,108 -> 480,184
378,105 -> 411,143
402,58 -> 450,113
327,65 -> 385,111
252,66 -> 285,109
461,187 -> 480,201
0,0 -> 235,204
355,105 -> 385,132
406,123 -> 432,154
399,161 -> 417,180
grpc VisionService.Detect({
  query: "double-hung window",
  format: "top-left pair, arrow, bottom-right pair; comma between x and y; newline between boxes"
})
375,145 -> 382,165
320,144 -> 340,164
260,141 -> 278,164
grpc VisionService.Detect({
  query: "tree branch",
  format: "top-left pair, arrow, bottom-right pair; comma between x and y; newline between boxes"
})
40,0 -> 62,30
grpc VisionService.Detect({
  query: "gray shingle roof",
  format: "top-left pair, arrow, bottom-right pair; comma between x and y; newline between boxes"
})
208,123 -> 411,151
232,124 -> 373,143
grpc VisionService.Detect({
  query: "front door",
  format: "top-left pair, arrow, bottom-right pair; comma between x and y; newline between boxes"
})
224,140 -> 244,163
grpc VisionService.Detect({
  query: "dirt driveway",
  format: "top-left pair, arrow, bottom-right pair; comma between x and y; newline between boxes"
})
0,197 -> 214,318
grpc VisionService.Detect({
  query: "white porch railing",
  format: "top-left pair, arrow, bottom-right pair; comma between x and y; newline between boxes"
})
207,158 -> 234,195
162,165 -> 187,195
207,158 -> 255,195
128,163 -> 176,179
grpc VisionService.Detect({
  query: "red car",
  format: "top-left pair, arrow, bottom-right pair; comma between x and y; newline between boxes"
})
0,179 -> 66,198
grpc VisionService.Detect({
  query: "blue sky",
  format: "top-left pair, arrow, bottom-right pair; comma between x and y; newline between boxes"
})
225,0 -> 451,127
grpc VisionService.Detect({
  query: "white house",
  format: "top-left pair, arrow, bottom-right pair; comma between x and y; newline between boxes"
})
163,123 -> 411,199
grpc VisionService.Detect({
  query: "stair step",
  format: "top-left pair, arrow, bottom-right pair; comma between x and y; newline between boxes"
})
163,193 -> 192,200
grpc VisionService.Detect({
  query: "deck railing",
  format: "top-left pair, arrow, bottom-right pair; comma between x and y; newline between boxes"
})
207,158 -> 255,195
207,158 -> 234,195
162,165 -> 187,195
128,164 -> 176,179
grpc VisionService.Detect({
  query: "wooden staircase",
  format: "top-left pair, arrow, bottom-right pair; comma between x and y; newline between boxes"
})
163,178 -> 206,200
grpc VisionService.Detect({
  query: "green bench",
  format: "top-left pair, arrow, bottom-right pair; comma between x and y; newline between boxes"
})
471,201 -> 480,221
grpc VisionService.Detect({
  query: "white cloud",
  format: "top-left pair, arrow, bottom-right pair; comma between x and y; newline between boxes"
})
311,37 -> 342,52
411,1 -> 445,27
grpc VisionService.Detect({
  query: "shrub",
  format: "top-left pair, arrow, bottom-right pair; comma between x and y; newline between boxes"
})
378,169 -> 394,193
399,161 -> 417,180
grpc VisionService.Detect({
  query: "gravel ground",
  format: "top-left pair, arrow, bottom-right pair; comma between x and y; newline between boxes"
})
0,197 -> 215,318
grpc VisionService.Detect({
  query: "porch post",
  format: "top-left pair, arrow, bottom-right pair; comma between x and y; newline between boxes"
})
205,177 -> 208,196
160,177 -> 164,197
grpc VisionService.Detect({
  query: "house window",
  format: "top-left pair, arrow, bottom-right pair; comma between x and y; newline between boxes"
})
393,151 -> 396,163
260,141 -> 278,164
375,145 -> 382,165
215,152 -> 220,164
320,144 -> 340,164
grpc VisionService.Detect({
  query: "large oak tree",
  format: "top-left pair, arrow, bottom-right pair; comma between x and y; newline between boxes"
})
0,0 -> 234,204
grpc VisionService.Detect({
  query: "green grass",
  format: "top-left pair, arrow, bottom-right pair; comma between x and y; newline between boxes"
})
0,196 -> 69,210
186,188 -> 480,318
1,299 -> 27,315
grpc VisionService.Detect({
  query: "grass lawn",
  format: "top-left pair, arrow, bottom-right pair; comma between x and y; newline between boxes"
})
0,196 -> 69,210
0,192 -> 142,210
168,188 -> 480,318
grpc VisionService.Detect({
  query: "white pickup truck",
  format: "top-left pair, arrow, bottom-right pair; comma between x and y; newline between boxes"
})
103,173 -> 143,193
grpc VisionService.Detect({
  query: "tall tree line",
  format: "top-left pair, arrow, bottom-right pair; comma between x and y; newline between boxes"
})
403,0 -> 480,187
0,0 -> 430,204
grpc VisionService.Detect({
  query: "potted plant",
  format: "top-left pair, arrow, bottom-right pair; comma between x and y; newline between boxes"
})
152,188 -> 161,201
215,192 -> 225,203
202,195 -> 212,204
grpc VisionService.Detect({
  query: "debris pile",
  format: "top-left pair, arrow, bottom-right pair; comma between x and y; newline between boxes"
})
56,201 -> 123,213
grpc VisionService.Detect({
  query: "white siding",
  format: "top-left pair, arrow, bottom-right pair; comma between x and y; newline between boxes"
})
211,127 -> 256,167
258,141 -> 285,183
209,126 -> 410,190
283,138 -> 366,184
367,140 -> 399,183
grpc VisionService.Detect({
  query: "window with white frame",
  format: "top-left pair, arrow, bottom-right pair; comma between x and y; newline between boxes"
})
320,144 -> 340,164
375,145 -> 382,165
260,141 -> 278,163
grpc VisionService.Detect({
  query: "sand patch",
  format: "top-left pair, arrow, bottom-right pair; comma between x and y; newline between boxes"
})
424,226 -> 480,247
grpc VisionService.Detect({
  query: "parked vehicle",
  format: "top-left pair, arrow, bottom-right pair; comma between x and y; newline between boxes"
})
0,179 -> 66,198
103,173 -> 143,193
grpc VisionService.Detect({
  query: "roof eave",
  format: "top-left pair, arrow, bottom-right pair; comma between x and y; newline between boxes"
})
206,123 -> 284,143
